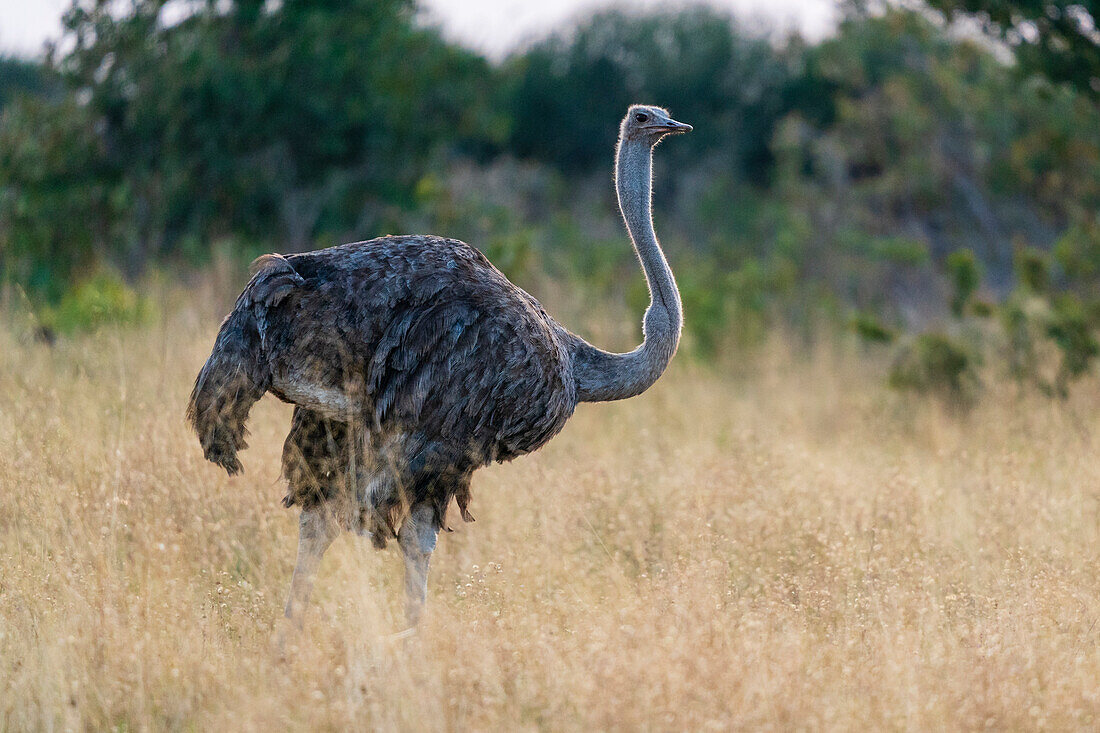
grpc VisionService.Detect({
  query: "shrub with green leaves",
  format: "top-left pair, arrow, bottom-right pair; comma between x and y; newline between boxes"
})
889,332 -> 979,407
40,271 -> 152,335
1046,294 -> 1100,397
946,249 -> 980,318
851,312 -> 896,344
1015,246 -> 1051,294
1054,220 -> 1100,286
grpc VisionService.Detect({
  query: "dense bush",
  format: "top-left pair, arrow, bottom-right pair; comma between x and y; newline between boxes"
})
889,332 -> 980,406
40,270 -> 153,335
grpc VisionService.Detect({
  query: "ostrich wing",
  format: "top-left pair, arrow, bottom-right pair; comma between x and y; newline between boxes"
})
265,235 -> 577,472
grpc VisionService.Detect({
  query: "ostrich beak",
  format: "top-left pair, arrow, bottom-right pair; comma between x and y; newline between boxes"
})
651,118 -> 692,134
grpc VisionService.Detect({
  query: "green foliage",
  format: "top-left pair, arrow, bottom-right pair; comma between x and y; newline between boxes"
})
505,7 -> 790,182
6,0 -> 504,295
1053,219 -> 1100,285
779,7 -> 1100,301
925,0 -> 1100,99
993,288 -> 1100,398
889,332 -> 980,407
0,57 -> 56,110
1000,296 -> 1041,385
851,312 -> 897,344
1046,294 -> 1100,396
924,251 -> 1100,401
0,96 -> 121,301
869,236 -> 930,267
969,299 -> 994,318
40,270 -> 152,335
946,249 -> 981,317
1015,246 -> 1051,293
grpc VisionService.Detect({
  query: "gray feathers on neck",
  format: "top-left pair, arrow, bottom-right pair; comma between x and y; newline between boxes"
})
566,120 -> 683,403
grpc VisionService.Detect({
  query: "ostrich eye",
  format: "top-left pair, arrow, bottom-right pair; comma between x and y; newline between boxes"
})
634,112 -> 648,123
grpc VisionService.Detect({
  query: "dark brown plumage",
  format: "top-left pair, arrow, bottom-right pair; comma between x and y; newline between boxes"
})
190,235 -> 574,541
187,105 -> 691,628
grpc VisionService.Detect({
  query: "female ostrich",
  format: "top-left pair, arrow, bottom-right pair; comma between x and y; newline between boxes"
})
188,105 -> 691,628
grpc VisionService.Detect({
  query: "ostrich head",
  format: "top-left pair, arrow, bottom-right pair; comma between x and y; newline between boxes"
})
619,105 -> 692,145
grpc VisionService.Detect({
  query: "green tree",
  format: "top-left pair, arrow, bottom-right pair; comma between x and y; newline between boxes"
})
505,8 -> 791,182
0,96 -> 120,300
2,0 -> 505,298
0,57 -> 56,110
52,0 -> 503,249
925,0 -> 1100,97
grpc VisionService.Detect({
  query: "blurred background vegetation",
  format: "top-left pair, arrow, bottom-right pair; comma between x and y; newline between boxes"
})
2,0 -> 1099,402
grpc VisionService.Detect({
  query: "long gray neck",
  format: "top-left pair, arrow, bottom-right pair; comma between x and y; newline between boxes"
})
567,136 -> 682,402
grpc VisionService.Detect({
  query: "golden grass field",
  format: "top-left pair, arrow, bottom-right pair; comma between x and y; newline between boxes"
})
4,285 -> 1100,731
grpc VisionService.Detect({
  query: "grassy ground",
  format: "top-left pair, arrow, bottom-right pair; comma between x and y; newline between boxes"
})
3,292 -> 1100,731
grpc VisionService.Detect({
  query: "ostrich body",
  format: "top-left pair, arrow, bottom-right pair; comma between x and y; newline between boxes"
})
187,105 -> 691,627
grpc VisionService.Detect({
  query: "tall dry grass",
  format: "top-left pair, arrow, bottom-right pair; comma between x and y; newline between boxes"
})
3,288 -> 1100,731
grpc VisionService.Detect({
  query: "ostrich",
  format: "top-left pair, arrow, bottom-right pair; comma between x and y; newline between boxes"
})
187,105 -> 691,628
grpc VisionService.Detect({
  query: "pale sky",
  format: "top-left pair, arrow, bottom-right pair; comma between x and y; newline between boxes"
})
0,0 -> 838,59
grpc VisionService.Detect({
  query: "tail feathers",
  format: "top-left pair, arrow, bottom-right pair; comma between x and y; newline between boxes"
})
187,253 -> 303,475
186,359 -> 260,475
186,331 -> 266,474
249,254 -> 303,309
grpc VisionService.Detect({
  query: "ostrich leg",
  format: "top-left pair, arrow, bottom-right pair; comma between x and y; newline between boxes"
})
284,506 -> 340,626
397,502 -> 439,627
